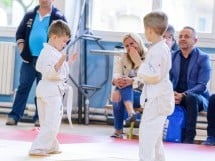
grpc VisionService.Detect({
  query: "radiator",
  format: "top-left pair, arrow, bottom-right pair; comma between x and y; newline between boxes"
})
0,42 -> 16,95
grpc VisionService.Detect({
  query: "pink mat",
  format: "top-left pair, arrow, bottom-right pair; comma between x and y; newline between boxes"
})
1,126 -> 215,153
0,127 -> 106,143
1,127 -> 215,161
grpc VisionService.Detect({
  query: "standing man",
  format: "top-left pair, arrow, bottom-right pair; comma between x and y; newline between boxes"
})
6,0 -> 67,126
170,26 -> 211,144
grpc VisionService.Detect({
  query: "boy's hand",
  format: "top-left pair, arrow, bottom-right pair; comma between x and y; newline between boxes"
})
69,53 -> 78,63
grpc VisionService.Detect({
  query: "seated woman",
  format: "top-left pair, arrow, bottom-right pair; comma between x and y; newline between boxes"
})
111,33 -> 147,138
163,24 -> 179,53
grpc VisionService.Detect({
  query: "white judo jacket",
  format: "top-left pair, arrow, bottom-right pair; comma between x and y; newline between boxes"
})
137,40 -> 174,116
36,43 -> 73,125
36,43 -> 69,97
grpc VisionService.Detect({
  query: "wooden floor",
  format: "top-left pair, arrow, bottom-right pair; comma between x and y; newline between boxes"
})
0,115 -> 215,161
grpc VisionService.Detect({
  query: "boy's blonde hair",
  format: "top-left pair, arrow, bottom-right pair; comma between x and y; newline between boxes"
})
143,11 -> 168,36
48,20 -> 71,38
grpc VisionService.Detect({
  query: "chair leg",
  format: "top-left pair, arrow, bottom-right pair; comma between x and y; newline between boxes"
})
84,98 -> 90,125
128,121 -> 135,139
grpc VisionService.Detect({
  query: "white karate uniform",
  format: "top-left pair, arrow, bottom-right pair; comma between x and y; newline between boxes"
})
137,40 -> 174,161
30,43 -> 73,154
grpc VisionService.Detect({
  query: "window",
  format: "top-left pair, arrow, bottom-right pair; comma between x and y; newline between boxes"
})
91,0 -> 153,33
91,0 -> 215,47
91,0 -> 214,34
162,0 -> 214,33
0,0 -> 38,27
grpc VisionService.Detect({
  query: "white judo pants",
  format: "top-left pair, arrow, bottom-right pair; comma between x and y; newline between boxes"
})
139,100 -> 166,161
30,96 -> 63,153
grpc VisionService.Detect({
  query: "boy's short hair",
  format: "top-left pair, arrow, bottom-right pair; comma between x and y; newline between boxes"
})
48,20 -> 71,38
143,11 -> 168,36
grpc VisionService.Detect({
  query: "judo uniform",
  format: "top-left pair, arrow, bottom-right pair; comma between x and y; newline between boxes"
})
29,43 -> 73,154
137,40 -> 174,161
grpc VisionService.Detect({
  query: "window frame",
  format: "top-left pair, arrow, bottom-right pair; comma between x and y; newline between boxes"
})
90,0 -> 215,48
0,27 -> 16,38
0,0 -> 66,38
1,0 -> 215,48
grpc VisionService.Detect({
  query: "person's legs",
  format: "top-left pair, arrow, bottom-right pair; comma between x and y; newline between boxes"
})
139,100 -> 166,161
133,90 -> 142,116
155,135 -> 166,161
33,70 -> 42,123
207,94 -> 215,137
112,99 -> 125,136
120,85 -> 134,114
182,94 -> 207,143
36,97 -> 45,126
111,86 -> 139,137
7,62 -> 37,124
203,94 -> 215,145
29,96 -> 62,155
29,97 -> 47,156
120,86 -> 138,122
111,89 -> 124,137
133,90 -> 141,108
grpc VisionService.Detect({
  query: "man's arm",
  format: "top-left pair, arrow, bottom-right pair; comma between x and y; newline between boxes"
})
185,54 -> 211,95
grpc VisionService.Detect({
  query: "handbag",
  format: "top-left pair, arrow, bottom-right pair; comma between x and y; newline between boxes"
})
163,105 -> 186,143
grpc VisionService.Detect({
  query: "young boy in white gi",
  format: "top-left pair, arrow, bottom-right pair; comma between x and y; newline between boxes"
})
29,20 -> 74,156
137,11 -> 175,161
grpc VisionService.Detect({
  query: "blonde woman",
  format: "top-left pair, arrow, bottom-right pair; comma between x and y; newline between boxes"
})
111,33 -> 147,138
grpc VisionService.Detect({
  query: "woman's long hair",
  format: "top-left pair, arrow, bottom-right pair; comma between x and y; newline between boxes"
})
123,33 -> 146,68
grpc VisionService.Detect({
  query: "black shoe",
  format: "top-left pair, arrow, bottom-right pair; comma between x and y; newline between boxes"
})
6,117 -> 17,126
182,139 -> 194,144
110,133 -> 123,138
126,113 -> 137,124
202,136 -> 215,146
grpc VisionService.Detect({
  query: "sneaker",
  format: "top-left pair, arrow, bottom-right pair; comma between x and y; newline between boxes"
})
34,120 -> 40,127
182,138 -> 194,144
5,117 -> 17,126
183,140 -> 194,144
110,132 -> 123,138
202,136 -> 215,146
